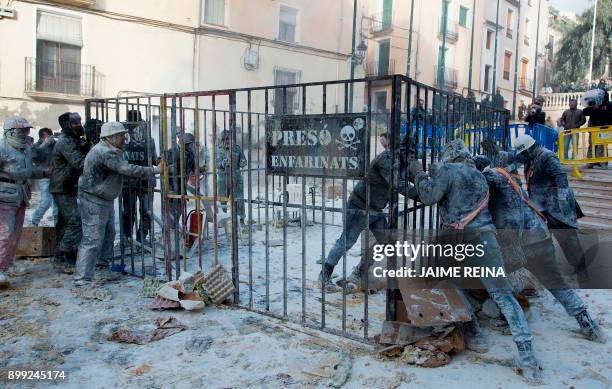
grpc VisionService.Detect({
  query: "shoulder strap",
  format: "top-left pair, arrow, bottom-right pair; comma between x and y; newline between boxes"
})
495,167 -> 547,224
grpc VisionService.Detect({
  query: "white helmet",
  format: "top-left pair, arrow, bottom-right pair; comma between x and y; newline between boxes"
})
514,134 -> 535,153
100,121 -> 127,138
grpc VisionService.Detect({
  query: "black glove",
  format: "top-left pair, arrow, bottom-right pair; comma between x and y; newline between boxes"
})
80,140 -> 92,154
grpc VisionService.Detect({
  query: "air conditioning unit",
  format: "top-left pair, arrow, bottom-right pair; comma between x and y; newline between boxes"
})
244,49 -> 259,70
0,6 -> 15,18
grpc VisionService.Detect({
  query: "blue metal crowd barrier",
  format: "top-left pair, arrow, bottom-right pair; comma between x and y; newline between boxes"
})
509,123 -> 558,152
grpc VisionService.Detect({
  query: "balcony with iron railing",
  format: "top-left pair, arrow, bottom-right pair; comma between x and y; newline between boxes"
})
434,66 -> 458,90
506,27 -> 513,39
503,70 -> 511,80
438,19 -> 459,43
369,12 -> 393,34
524,36 -> 530,46
24,57 -> 103,101
519,77 -> 533,93
365,59 -> 396,77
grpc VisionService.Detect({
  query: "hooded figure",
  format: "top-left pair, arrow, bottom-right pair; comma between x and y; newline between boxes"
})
475,156 -> 607,344
121,110 -> 158,244
216,129 -> 247,225
74,122 -> 159,286
49,112 -> 90,265
0,116 -> 47,287
408,139 -> 543,385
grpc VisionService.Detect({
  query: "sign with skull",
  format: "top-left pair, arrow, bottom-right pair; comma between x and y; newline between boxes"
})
266,114 -> 366,178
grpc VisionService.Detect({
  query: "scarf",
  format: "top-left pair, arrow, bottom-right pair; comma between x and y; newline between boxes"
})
4,130 -> 27,149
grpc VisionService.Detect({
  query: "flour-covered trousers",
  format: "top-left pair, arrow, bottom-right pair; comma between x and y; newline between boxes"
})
0,203 -> 26,270
74,196 -> 115,281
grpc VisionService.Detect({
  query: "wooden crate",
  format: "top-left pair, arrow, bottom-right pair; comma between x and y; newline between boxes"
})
16,227 -> 55,257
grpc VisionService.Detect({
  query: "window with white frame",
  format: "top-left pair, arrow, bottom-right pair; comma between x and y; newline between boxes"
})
278,5 -> 298,42
203,0 -> 225,25
36,10 -> 83,95
274,68 -> 301,114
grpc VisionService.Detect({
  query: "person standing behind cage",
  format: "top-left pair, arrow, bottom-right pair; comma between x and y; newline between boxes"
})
216,129 -> 247,227
121,110 -> 158,245
0,116 -> 48,287
523,102 -> 545,127
559,98 -> 586,160
165,131 -> 197,225
50,112 -> 91,267
31,127 -> 59,226
74,122 -> 159,286
582,89 -> 612,169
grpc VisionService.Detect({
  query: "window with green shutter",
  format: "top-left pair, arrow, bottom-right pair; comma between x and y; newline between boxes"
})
459,6 -> 469,27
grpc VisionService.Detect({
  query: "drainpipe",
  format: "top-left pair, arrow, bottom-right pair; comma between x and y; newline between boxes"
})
511,0 -> 521,120
532,0 -> 541,98
438,0 -> 449,88
492,0 -> 500,94
406,0 -> 415,78
348,0 -> 357,112
467,0 -> 476,94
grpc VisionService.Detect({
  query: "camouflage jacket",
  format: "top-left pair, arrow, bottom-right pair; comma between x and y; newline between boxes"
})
0,139 -> 45,206
414,160 -> 494,230
79,140 -> 157,205
523,147 -> 578,227
49,133 -> 89,194
349,150 -> 415,211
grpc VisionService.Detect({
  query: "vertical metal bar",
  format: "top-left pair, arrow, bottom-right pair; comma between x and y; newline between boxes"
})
178,97 -> 187,273
341,81 -> 349,333
229,92 -> 240,304
194,96 -> 203,271
116,99 -> 126,270
247,91 -> 254,309
137,97 -> 146,278
211,96 -> 220,266
386,75 -> 401,321
124,98 -> 135,275
171,97 -> 180,280
147,97 -> 157,277
301,85 -> 307,324
282,87 -> 288,317
264,89 -> 270,311
321,84 -> 327,329
161,96 -> 173,281
363,80 -> 372,340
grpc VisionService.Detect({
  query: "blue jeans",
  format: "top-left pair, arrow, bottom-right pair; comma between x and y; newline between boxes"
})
31,178 -> 58,225
325,201 -> 389,270
563,133 -> 577,160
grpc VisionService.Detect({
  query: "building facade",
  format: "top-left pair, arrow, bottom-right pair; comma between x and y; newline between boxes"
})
480,0 -> 549,117
0,0 -> 356,130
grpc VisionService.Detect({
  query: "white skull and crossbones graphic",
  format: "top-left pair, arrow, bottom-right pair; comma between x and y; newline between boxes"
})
336,125 -> 361,150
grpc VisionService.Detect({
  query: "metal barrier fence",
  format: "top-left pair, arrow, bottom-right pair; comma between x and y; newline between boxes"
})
85,74 -> 510,343
509,123 -> 558,152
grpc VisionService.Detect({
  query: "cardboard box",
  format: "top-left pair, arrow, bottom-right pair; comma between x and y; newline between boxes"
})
16,227 -> 55,257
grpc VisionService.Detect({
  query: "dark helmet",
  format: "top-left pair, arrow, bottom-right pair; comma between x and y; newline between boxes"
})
127,110 -> 142,122
474,155 -> 492,172
58,112 -> 83,137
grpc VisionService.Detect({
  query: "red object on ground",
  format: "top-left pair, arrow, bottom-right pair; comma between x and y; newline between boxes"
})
187,210 -> 203,246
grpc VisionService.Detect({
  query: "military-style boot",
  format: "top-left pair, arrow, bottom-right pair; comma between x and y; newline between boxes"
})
514,341 -> 544,386
318,264 -> 338,293
575,310 -> 608,344
463,318 -> 489,353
